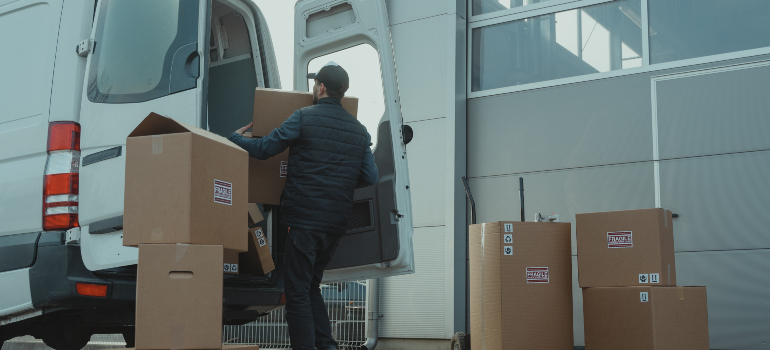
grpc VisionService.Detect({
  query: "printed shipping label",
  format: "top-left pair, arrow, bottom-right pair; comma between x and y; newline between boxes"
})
607,231 -> 633,248
214,180 -> 233,205
280,161 -> 288,178
526,267 -> 549,283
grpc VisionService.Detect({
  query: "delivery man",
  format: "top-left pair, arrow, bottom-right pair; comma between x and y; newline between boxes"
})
228,62 -> 377,350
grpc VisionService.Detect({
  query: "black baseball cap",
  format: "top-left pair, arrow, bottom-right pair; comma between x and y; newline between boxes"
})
307,61 -> 349,93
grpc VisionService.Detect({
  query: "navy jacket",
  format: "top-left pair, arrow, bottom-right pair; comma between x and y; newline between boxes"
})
228,97 -> 377,235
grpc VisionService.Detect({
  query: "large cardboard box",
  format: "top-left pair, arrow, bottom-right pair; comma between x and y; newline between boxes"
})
239,226 -> 274,275
469,222 -> 573,350
124,113 -> 248,252
583,286 -> 709,350
576,208 -> 676,288
135,244 -> 223,350
248,88 -> 358,204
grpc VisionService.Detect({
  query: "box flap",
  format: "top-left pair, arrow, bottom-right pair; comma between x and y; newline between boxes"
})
129,113 -> 240,149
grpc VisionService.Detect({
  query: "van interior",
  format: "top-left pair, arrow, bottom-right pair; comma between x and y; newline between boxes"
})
206,0 -> 267,139
206,0 -> 279,285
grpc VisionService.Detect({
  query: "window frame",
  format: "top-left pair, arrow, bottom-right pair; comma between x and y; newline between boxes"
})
467,0 -> 770,99
87,0 -> 201,104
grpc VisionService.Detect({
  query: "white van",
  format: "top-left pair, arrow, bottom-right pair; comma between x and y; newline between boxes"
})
0,0 -> 414,349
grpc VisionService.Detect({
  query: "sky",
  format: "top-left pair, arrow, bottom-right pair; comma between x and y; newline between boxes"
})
252,0 -> 385,147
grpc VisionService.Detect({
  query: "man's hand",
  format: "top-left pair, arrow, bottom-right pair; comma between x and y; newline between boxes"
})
235,122 -> 253,136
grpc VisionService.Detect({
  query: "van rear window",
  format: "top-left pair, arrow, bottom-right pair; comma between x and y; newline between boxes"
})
87,0 -> 199,103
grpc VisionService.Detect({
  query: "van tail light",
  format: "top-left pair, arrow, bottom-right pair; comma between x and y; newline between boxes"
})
43,122 -> 81,231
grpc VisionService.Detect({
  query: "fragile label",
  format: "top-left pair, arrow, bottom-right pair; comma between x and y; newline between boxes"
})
503,234 -> 513,244
607,231 -> 633,248
224,263 -> 238,273
650,273 -> 660,284
258,237 -> 267,247
255,228 -> 264,239
504,223 -> 513,232
639,274 -> 649,284
214,180 -> 233,205
503,246 -> 513,255
640,292 -> 649,302
526,267 -> 549,283
280,161 -> 288,177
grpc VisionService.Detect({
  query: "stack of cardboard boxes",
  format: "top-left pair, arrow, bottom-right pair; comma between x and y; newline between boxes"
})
577,208 -> 710,350
469,222 -> 574,349
122,113 -> 269,350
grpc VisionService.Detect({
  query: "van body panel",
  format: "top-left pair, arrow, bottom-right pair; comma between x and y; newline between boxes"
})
0,0 -> 63,239
0,268 -> 34,319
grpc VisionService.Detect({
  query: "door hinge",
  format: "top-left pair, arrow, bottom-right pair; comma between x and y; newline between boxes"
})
76,39 -> 93,57
65,227 -> 81,245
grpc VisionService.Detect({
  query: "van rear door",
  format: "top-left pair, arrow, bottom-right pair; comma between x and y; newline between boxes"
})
293,0 -> 415,282
77,0 -> 211,271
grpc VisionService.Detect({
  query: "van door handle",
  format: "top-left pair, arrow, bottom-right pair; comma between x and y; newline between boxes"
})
89,215 -> 123,234
82,146 -> 122,167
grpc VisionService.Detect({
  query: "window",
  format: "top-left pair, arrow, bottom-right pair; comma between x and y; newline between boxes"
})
473,0 -> 561,16
649,0 -> 770,64
87,0 -> 199,103
307,45 -> 385,148
472,0 -> 643,92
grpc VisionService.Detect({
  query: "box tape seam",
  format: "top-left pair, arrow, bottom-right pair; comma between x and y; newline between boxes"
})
480,223 -> 486,350
152,135 -> 163,155
678,286 -> 685,301
176,243 -> 188,263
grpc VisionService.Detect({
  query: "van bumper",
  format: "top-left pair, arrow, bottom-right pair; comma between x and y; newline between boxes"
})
27,232 -> 283,325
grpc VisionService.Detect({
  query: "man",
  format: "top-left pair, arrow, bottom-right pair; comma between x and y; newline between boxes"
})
227,62 -> 377,350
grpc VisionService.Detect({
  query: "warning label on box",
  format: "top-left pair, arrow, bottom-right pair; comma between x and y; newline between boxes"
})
214,180 -> 233,205
607,231 -> 633,248
255,228 -> 264,239
526,267 -> 549,283
258,237 -> 267,247
280,161 -> 288,178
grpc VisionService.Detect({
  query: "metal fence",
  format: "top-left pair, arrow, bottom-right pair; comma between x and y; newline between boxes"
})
223,281 -> 367,349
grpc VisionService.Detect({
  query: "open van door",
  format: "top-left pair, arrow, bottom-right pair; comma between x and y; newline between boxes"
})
77,0 -> 212,270
294,0 -> 415,282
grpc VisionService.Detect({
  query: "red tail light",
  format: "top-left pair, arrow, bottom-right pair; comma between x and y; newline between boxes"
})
43,122 -> 81,231
48,122 -> 81,151
76,283 -> 108,297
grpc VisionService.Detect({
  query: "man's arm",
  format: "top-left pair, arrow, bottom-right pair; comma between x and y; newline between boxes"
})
228,111 -> 301,160
357,133 -> 378,188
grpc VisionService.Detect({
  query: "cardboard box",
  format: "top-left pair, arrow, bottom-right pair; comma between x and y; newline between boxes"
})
135,244 -> 223,350
248,88 -> 358,204
239,226 -> 274,275
124,113 -> 248,252
224,249 -> 239,274
115,345 -> 260,350
583,286 -> 709,350
576,208 -> 676,288
469,222 -> 573,350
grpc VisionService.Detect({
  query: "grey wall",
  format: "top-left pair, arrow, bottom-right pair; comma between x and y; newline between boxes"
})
467,54 -> 770,348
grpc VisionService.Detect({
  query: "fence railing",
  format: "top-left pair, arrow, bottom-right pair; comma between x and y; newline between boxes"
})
223,281 -> 367,349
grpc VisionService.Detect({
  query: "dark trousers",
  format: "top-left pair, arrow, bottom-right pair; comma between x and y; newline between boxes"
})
284,228 -> 342,350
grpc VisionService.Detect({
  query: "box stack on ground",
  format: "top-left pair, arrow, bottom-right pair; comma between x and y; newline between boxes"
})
469,221 -> 574,349
122,113 -> 271,350
576,208 -> 710,350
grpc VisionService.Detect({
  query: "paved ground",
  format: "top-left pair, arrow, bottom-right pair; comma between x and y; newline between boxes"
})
1,335 -> 126,350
